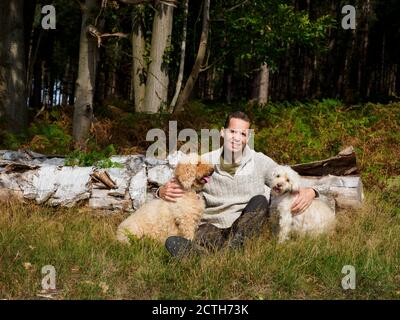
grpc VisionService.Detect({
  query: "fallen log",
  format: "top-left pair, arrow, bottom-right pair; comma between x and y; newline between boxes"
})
291,146 -> 358,176
299,175 -> 364,210
0,148 -> 364,212
90,170 -> 117,189
0,160 -> 39,173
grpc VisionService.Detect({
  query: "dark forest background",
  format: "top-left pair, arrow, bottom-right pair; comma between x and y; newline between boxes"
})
0,0 -> 399,151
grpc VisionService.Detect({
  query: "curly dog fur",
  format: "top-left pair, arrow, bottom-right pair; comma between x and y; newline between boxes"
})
116,155 -> 214,244
269,165 -> 336,243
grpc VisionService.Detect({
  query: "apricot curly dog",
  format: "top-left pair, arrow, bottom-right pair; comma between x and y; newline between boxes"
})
116,155 -> 214,244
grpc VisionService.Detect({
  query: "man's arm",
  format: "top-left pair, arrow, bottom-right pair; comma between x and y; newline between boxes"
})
156,178 -> 185,202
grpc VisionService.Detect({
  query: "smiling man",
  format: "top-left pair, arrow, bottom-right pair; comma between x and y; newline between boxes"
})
158,111 -> 321,257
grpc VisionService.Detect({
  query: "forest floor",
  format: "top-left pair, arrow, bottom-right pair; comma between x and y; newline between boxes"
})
0,99 -> 399,299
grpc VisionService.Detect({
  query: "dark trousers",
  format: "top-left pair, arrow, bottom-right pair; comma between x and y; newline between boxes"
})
193,195 -> 270,251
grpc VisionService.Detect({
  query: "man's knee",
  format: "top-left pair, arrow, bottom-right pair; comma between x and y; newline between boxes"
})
194,223 -> 228,250
246,195 -> 269,210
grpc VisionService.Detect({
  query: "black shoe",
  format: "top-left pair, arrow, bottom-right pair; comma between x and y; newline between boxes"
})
165,236 -> 195,258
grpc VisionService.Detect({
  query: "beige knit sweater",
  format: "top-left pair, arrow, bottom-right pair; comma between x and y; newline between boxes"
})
199,145 -> 324,229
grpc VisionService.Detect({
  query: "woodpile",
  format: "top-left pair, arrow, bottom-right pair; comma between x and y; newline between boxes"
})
291,146 -> 364,209
0,147 -> 364,213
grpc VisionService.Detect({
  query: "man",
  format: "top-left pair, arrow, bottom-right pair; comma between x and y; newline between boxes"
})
158,111 -> 320,257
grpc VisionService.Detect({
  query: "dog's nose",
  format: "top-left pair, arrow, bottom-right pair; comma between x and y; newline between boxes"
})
276,183 -> 282,187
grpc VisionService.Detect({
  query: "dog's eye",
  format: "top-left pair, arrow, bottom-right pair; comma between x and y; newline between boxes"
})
276,175 -> 280,178
287,178 -> 290,182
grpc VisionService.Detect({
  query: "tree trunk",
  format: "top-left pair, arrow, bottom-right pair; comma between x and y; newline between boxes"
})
48,72 -> 55,107
358,0 -> 370,99
31,59 -> 42,109
258,63 -> 269,105
252,63 -> 269,105
175,0 -> 210,112
143,2 -> 174,113
170,0 -> 189,109
0,0 -> 28,133
72,0 -> 99,148
61,59 -> 71,107
131,5 -> 147,112
226,72 -> 232,104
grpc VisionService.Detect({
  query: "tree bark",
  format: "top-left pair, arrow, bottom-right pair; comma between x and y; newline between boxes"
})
31,58 -> 42,109
258,63 -> 269,105
0,0 -> 28,133
170,0 -> 189,109
131,5 -> 147,112
61,59 -> 71,107
251,63 -> 269,105
72,0 -> 99,148
358,0 -> 370,99
143,2 -> 174,113
291,146 -> 358,176
175,0 -> 210,112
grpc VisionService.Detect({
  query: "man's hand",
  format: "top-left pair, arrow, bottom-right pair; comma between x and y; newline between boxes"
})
291,188 -> 316,215
159,178 -> 185,202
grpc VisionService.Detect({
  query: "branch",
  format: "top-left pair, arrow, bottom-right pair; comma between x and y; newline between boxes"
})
227,0 -> 250,12
87,25 -> 129,47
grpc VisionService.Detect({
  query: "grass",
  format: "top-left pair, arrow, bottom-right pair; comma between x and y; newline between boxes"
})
0,190 -> 399,300
1,100 -> 399,299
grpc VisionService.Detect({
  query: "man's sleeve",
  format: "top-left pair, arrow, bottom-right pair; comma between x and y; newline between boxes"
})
308,184 -> 329,198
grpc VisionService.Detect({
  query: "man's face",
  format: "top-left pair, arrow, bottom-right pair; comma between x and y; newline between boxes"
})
221,118 -> 250,154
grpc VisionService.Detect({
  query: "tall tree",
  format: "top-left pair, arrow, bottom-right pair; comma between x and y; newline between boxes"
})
0,0 -> 28,133
170,0 -> 189,109
131,5 -> 147,112
72,0 -> 100,147
252,63 -> 270,105
143,1 -> 174,113
175,0 -> 210,112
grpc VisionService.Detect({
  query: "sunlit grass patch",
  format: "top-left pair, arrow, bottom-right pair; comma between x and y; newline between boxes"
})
1,189 -> 399,300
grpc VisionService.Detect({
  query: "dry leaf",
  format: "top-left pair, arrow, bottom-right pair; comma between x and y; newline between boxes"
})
99,282 -> 109,294
23,262 -> 33,270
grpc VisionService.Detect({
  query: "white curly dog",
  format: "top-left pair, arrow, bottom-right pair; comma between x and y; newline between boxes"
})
269,165 -> 336,242
116,154 -> 214,244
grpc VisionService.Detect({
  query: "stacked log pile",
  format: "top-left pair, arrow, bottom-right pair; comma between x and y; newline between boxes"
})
0,150 -> 182,212
0,147 -> 364,213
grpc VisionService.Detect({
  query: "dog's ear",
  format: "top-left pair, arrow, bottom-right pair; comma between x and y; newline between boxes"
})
291,180 -> 300,193
288,167 -> 301,192
175,163 -> 197,190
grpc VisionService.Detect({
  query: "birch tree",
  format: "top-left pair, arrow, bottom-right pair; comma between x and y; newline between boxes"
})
72,0 -> 100,147
175,0 -> 210,112
143,1 -> 174,113
131,5 -> 147,112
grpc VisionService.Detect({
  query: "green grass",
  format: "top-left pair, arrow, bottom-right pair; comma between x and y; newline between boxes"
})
1,191 -> 399,300
1,100 -> 400,299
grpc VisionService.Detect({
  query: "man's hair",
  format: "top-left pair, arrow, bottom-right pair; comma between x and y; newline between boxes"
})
224,111 -> 251,128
